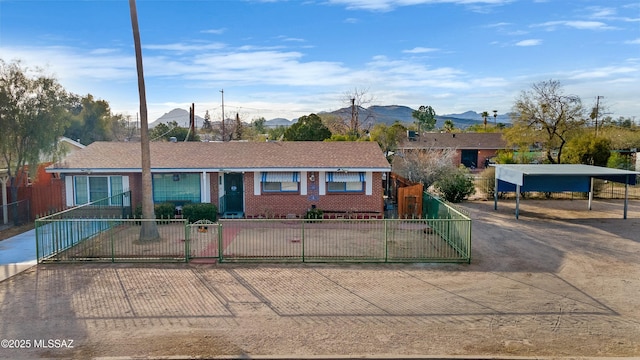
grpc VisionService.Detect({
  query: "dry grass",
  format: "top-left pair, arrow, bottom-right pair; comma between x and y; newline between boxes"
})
0,222 -> 34,241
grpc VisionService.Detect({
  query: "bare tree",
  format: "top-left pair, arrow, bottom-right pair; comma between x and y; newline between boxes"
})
392,148 -> 457,190
505,80 -> 585,164
129,0 -> 159,241
339,87 -> 375,137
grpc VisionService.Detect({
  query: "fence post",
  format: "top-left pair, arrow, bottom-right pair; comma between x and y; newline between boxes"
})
217,222 -> 223,262
35,220 -> 40,263
301,221 -> 305,262
184,220 -> 190,263
111,219 -> 115,263
384,219 -> 388,262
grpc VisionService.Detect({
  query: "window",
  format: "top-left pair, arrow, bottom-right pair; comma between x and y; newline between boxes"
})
152,173 -> 201,203
261,172 -> 300,193
326,172 -> 365,193
74,176 -> 125,205
263,181 -> 298,192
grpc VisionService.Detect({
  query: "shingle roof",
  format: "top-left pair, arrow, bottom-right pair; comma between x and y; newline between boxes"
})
399,132 -> 508,150
50,141 -> 391,172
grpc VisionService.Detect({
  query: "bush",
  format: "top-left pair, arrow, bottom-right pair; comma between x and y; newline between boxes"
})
435,166 -> 476,203
134,202 -> 176,219
155,202 -> 177,219
182,203 -> 218,223
477,166 -> 495,198
304,207 -> 323,220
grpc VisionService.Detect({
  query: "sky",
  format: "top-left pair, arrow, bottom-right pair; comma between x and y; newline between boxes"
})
1,0 -> 639,124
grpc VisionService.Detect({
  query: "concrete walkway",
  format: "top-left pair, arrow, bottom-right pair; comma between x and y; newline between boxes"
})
0,228 -> 37,282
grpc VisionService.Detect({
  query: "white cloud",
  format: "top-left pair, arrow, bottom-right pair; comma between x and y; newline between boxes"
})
567,65 -> 638,80
533,20 -> 615,31
402,47 -> 439,54
515,39 -> 542,46
625,38 -> 640,45
201,28 -> 226,35
144,43 -> 226,52
326,0 -> 513,12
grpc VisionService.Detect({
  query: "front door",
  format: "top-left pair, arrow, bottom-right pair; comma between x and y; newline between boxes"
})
224,173 -> 244,213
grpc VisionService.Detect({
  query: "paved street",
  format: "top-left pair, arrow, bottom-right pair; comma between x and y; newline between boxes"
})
0,229 -> 36,282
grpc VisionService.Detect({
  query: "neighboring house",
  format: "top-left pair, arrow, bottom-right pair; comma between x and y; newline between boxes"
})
398,132 -> 510,170
47,141 -> 391,218
58,137 -> 86,158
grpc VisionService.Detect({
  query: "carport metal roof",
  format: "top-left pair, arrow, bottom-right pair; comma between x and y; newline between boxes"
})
493,164 -> 640,219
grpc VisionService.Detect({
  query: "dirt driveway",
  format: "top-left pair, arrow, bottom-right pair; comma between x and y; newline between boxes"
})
0,199 -> 639,359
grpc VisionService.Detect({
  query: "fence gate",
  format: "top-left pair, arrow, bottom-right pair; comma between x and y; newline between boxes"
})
187,220 -> 220,261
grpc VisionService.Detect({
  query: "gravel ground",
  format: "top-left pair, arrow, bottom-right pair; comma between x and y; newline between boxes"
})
0,199 -> 638,359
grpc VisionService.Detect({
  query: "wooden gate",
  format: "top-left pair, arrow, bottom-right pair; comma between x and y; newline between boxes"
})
397,183 -> 423,218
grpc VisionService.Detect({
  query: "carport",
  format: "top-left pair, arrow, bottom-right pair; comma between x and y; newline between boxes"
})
493,164 -> 640,219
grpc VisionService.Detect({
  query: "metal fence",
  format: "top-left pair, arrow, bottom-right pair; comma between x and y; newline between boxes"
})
474,176 -> 640,200
36,218 -> 189,262
40,191 -> 133,219
36,192 -> 471,264
1,199 -> 31,227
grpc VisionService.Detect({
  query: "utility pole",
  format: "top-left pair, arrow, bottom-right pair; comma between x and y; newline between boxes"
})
220,89 -> 225,141
595,95 -> 603,136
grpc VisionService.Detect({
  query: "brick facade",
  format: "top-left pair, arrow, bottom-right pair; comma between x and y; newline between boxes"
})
72,170 -> 385,219
242,171 -> 384,218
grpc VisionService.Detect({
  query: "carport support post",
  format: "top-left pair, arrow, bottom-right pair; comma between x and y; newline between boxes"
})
624,175 -> 629,219
515,184 -> 520,219
588,177 -> 594,210
494,176 -> 498,210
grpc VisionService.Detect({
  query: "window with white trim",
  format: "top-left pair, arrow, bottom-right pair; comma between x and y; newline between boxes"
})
326,172 -> 365,193
74,176 -> 124,205
153,173 -> 201,203
261,172 -> 300,193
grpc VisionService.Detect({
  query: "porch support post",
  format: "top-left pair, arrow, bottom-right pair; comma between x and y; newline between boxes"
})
1,175 -> 9,225
201,171 -> 210,203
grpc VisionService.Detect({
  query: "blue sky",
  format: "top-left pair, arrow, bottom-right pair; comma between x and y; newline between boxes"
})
1,0 -> 639,123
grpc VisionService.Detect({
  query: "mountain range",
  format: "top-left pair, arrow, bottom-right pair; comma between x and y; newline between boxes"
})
150,106 -> 512,130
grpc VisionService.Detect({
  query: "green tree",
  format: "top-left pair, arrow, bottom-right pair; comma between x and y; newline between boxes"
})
412,105 -> 437,133
504,80 -> 585,164
201,110 -> 213,132
150,121 -> 199,141
267,126 -> 287,141
435,166 -> 476,203
283,114 -> 331,141
563,133 -> 611,166
0,59 -> 71,223
252,117 -> 266,134
65,94 -> 118,144
370,121 -> 406,160
233,113 -> 244,140
481,111 -> 489,130
442,119 -> 456,133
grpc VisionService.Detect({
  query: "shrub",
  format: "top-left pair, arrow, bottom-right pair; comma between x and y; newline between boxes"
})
304,207 -> 323,220
155,202 -> 177,219
182,203 -> 218,223
133,202 -> 176,219
477,166 -> 495,199
435,166 -> 476,203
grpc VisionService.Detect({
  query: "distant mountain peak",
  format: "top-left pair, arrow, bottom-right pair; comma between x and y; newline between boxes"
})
150,108 -> 205,128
